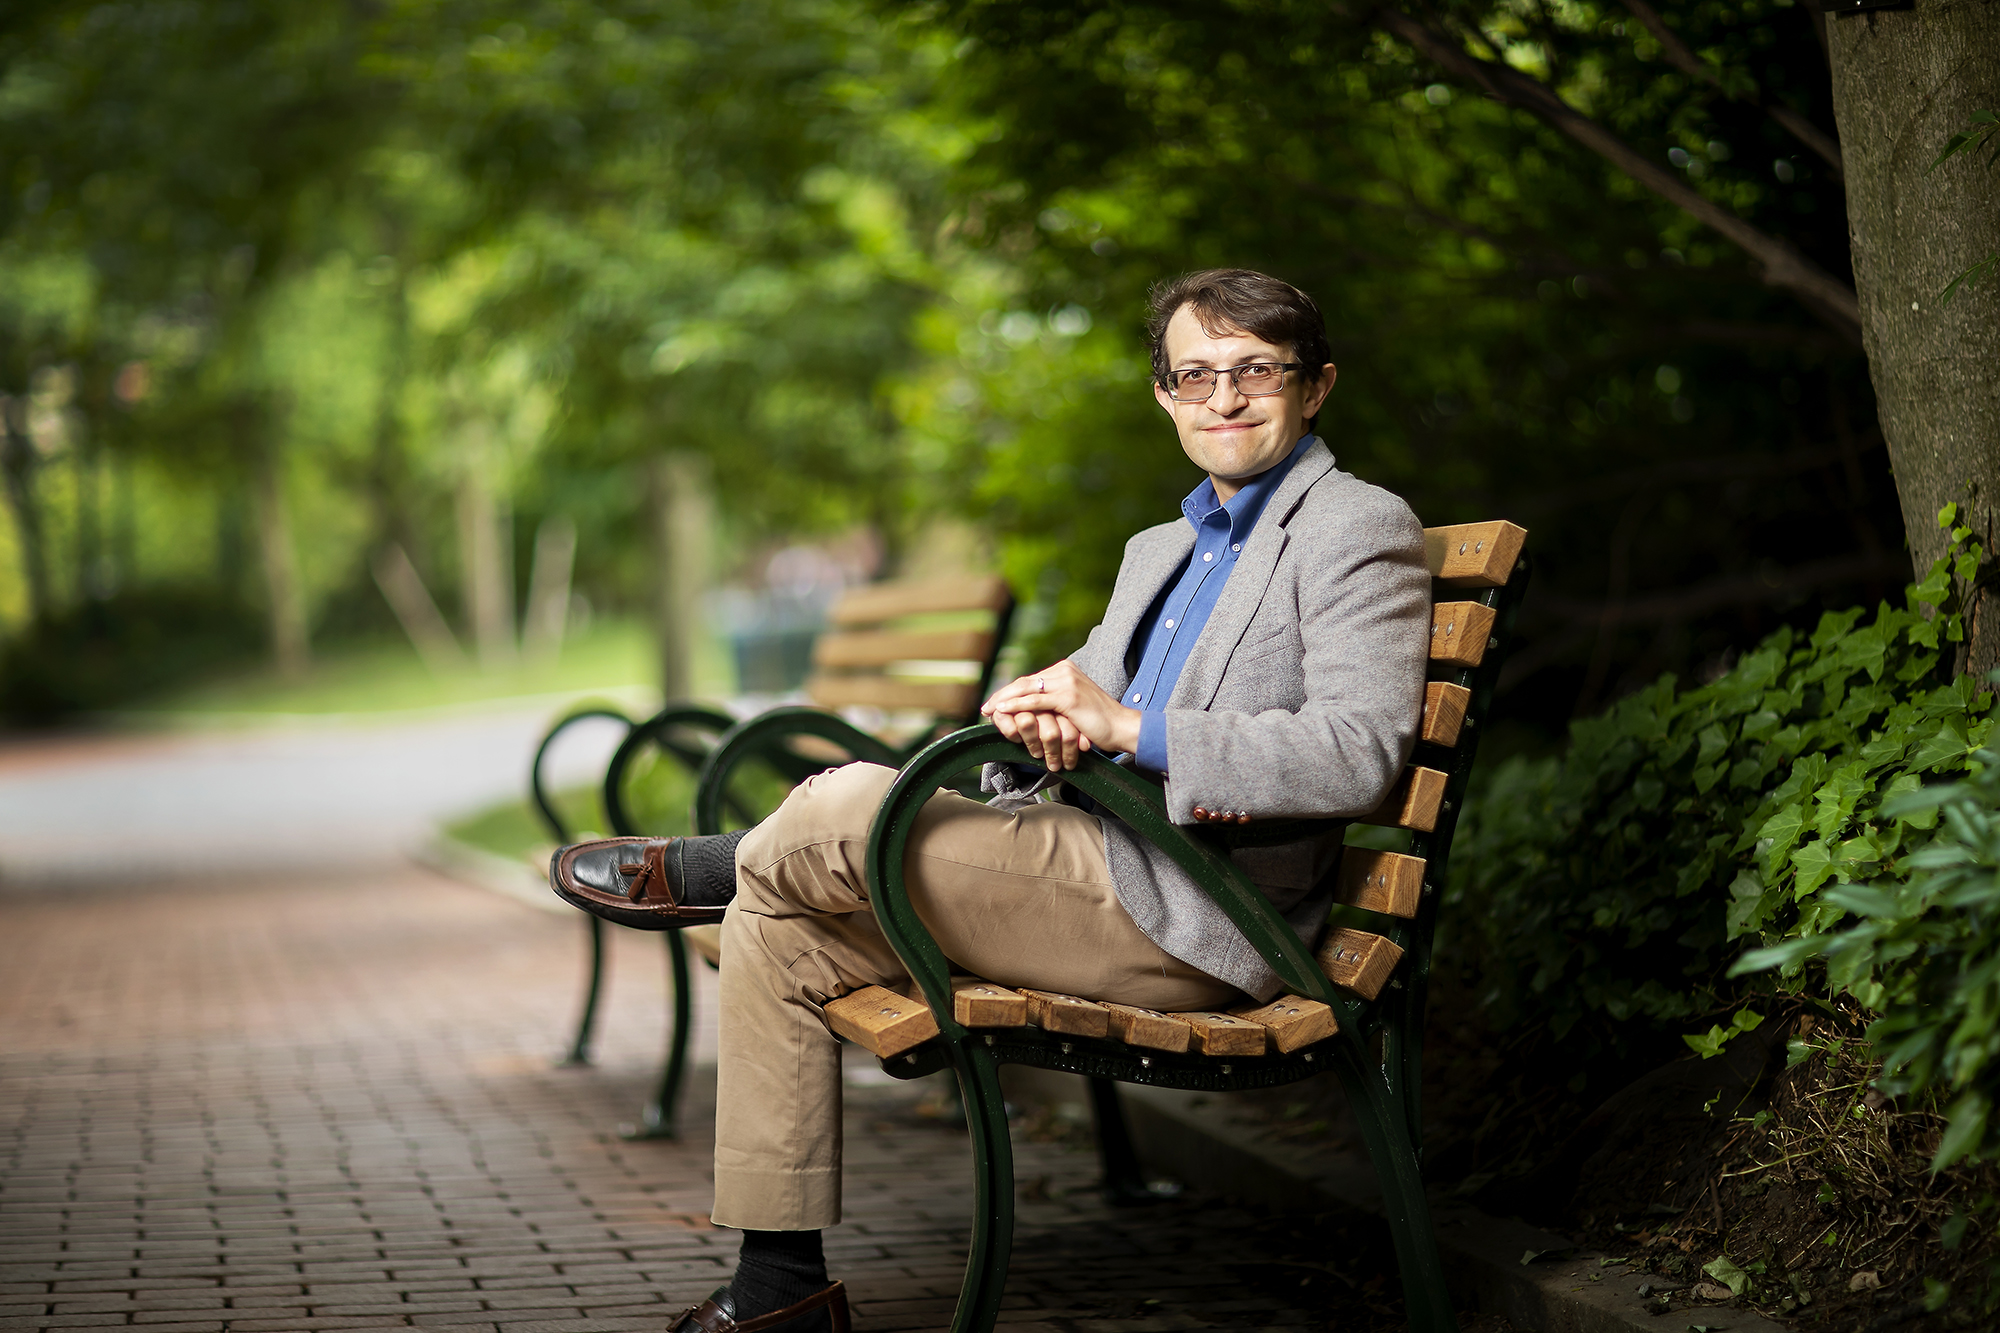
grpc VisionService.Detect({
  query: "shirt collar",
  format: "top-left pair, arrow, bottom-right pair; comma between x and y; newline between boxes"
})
1181,434 -> 1318,540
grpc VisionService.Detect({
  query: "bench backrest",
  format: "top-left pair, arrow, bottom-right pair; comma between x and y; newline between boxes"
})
1315,520 -> 1529,1000
805,575 -> 1015,723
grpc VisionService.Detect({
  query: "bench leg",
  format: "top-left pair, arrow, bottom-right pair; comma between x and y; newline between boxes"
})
1086,1077 -> 1155,1205
557,917 -> 610,1067
1333,1056 -> 1457,1333
946,1040 -> 1014,1333
623,933 -> 694,1140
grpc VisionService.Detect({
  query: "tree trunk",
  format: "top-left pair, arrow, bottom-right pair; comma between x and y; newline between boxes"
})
0,395 -> 50,621
456,468 -> 517,669
522,514 -> 576,662
650,452 -> 712,701
252,441 -> 310,679
1825,0 -> 2000,675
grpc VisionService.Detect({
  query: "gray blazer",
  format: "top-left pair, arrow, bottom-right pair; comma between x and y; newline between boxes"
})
991,441 -> 1431,1000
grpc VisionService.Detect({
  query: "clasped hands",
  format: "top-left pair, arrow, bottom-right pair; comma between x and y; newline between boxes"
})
980,660 -> 1142,773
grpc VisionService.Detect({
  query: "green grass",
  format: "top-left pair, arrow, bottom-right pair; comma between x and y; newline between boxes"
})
136,619 -> 682,718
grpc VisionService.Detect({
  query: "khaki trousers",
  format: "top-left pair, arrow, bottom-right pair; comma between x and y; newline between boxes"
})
712,761 -> 1237,1230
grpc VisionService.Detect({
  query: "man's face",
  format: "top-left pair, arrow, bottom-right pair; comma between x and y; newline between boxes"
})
1153,304 -> 1336,498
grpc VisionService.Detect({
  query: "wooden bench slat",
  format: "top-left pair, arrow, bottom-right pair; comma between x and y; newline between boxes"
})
1429,601 -> 1497,669
1424,520 -> 1526,588
806,675 -> 982,716
1357,766 -> 1448,832
1421,681 -> 1471,746
1231,996 -> 1339,1053
1020,989 -> 1112,1038
1102,1003 -> 1195,1053
1171,1010 -> 1268,1057
953,980 -> 1030,1028
812,628 -> 995,669
1335,848 -> 1426,918
1315,928 -> 1404,1000
825,986 -> 940,1058
828,575 -> 1011,626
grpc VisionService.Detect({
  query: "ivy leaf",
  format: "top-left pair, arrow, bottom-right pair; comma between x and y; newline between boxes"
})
1792,840 -> 1837,896
1759,804 -> 1808,877
1913,718 -> 1974,772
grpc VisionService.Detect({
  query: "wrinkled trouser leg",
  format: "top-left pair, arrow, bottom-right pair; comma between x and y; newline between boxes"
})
711,761 -> 1237,1230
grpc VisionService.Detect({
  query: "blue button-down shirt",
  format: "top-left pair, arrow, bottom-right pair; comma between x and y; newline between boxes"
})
1127,435 -> 1316,774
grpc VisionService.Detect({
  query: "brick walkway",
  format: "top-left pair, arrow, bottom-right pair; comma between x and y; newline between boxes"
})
0,869 -> 1414,1332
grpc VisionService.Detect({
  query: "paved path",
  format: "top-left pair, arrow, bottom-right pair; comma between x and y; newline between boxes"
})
0,866 -> 1416,1332
0,704 -> 635,887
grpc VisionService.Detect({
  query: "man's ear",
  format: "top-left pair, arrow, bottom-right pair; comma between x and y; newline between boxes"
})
1153,379 -> 1177,416
1302,363 -> 1337,418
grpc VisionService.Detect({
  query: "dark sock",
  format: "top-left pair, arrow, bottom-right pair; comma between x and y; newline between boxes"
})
665,829 -> 750,907
728,1228 -> 829,1323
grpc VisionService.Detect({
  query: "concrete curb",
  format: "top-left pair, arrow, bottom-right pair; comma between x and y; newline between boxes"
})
1107,1081 -> 1792,1333
413,833 -> 567,915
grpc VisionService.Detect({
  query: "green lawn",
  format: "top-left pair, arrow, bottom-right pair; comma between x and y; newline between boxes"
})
136,619 -> 701,719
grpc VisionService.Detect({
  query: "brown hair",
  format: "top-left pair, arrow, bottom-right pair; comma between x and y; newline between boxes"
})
1145,267 -> 1332,390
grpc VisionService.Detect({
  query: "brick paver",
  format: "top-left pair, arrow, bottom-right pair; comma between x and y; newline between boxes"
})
1,868 -> 1411,1330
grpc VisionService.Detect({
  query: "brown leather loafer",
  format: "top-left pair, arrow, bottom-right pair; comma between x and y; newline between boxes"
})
669,1280 -> 849,1333
548,836 -> 728,931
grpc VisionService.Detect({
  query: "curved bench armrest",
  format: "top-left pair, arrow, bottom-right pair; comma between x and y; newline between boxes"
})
602,704 -> 740,837
864,724 -> 1352,1041
693,706 -> 903,836
530,705 -> 635,842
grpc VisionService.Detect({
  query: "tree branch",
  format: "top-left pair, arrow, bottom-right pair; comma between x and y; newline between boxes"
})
1368,5 -> 1862,344
1618,0 -> 1845,176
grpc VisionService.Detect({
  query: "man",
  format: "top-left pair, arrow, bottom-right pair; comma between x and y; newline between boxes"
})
549,268 -> 1431,1333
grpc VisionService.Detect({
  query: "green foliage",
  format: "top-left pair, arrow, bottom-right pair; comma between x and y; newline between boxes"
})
1751,755 -> 2000,1169
1684,1004 -> 1763,1059
913,0 -> 1896,689
0,584 -> 263,722
1448,522 -> 1987,1060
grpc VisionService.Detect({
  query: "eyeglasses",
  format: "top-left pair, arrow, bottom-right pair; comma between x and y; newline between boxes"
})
1158,362 -> 1304,403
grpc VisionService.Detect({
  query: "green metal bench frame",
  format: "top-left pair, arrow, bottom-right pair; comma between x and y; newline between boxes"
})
845,552 -> 1530,1333
529,703 -> 736,1130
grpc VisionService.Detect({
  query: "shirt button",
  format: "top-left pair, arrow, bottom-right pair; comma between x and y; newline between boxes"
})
1203,551 -> 1214,562
1164,618 -> 1175,629
1232,543 -> 1240,552
1131,693 -> 1142,703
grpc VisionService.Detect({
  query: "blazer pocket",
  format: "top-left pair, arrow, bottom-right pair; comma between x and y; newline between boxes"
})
1229,626 -> 1302,669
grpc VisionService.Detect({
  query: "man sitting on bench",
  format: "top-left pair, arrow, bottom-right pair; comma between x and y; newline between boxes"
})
548,267 -> 1431,1333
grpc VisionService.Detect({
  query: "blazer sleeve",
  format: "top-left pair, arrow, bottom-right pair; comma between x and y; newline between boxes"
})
1157,488 -> 1430,822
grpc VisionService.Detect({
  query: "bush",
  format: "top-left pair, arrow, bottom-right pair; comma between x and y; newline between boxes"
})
1446,513 -> 1991,1088
0,585 -> 265,724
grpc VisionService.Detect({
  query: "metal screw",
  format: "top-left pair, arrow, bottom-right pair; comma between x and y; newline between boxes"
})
1221,1064 -> 1233,1074
1060,1042 -> 1073,1055
984,1034 -> 995,1046
1140,1056 -> 1152,1068
906,1054 -> 918,1064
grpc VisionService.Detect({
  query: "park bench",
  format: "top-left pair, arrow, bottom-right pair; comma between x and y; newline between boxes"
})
527,573 -> 1015,1136
800,519 -> 1529,1333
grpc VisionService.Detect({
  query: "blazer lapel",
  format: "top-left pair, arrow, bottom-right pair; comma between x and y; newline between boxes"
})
1169,443 -> 1335,711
